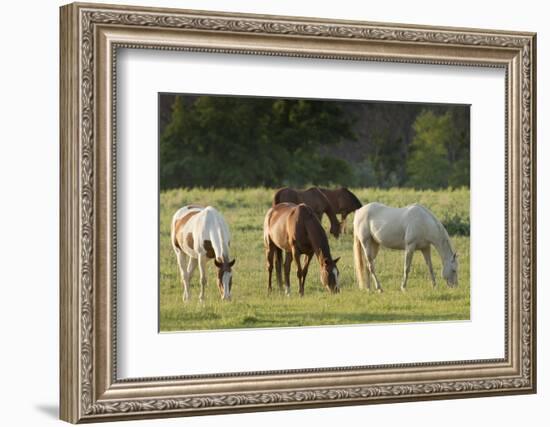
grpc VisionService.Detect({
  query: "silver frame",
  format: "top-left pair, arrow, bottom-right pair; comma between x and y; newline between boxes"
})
60,2 -> 536,423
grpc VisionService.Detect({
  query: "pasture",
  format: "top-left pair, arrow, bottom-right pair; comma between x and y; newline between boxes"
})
159,187 -> 470,332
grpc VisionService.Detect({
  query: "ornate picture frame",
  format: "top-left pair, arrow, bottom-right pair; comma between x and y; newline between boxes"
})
60,2 -> 536,423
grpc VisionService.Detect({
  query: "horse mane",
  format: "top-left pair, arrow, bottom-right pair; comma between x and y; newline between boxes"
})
310,188 -> 339,220
297,202 -> 317,220
342,188 -> 362,210
297,204 -> 332,260
203,207 -> 231,262
413,204 -> 454,254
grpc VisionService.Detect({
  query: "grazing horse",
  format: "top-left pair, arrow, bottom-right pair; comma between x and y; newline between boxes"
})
171,205 -> 235,302
353,202 -> 458,292
319,187 -> 362,233
272,187 -> 341,238
264,202 -> 340,296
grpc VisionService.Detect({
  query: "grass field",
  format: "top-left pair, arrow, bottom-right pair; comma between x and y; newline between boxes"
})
159,187 -> 470,332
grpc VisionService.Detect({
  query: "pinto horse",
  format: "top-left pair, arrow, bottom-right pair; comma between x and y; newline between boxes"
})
264,202 -> 340,296
353,202 -> 458,292
272,187 -> 341,238
319,187 -> 362,233
171,205 -> 235,302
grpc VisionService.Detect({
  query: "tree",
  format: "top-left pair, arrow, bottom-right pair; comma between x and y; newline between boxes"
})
407,110 -> 453,189
159,96 -> 471,190
160,96 -> 356,189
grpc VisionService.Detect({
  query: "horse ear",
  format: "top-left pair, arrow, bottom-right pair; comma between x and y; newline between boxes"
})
334,257 -> 341,264
229,259 -> 236,267
453,252 -> 458,260
214,259 -> 223,268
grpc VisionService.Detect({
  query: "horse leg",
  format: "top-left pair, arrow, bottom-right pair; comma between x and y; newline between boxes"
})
364,246 -> 372,291
301,253 -> 313,294
401,245 -> 416,291
175,250 -> 190,302
354,236 -> 368,290
340,213 -> 348,234
365,240 -> 383,293
275,248 -> 283,291
284,251 -> 292,296
266,243 -> 274,294
292,250 -> 305,297
315,209 -> 324,223
421,246 -> 437,288
184,257 -> 197,301
198,255 -> 208,302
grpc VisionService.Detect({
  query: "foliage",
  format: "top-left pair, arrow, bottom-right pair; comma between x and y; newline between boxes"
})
441,213 -> 470,236
407,110 -> 470,189
159,96 -> 471,190
160,96 -> 356,189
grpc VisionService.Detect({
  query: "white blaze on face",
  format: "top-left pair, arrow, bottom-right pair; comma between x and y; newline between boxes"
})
222,271 -> 232,299
333,267 -> 339,289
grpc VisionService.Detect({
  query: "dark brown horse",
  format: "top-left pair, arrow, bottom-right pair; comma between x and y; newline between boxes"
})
272,187 -> 341,238
319,187 -> 362,233
263,202 -> 340,296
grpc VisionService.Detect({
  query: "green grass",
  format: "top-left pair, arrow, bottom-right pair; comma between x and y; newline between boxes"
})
159,187 -> 470,332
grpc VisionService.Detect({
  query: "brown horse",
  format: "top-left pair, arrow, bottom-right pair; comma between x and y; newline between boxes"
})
319,187 -> 363,233
272,187 -> 341,238
264,202 -> 340,296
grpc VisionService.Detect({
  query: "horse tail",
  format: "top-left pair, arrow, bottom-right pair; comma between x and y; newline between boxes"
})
263,208 -> 273,248
353,233 -> 367,289
170,212 -> 179,251
272,188 -> 283,206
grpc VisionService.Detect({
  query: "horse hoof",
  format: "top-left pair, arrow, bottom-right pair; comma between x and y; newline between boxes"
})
377,288 -> 384,294
400,287 -> 407,293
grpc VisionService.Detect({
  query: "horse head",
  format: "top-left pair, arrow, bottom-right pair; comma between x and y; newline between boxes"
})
320,256 -> 341,294
214,258 -> 236,300
442,252 -> 459,287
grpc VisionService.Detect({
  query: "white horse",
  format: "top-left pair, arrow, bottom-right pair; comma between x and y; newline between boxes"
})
353,202 -> 458,292
171,205 -> 235,302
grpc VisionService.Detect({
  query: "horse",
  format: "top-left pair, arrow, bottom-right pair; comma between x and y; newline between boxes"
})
272,187 -> 341,238
319,187 -> 362,233
171,205 -> 235,302
264,202 -> 340,296
353,202 -> 458,292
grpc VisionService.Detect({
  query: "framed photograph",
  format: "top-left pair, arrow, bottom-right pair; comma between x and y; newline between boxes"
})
60,2 -> 537,423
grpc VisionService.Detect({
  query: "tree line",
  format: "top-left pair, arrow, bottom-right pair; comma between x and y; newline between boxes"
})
159,94 -> 470,190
